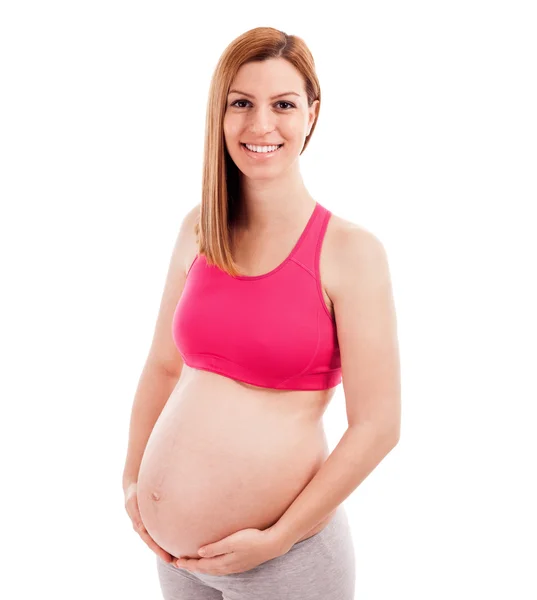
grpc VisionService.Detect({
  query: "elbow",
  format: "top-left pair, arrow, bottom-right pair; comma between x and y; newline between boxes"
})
381,422 -> 400,449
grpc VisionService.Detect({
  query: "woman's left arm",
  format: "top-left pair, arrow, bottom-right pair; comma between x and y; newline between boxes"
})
267,226 -> 401,552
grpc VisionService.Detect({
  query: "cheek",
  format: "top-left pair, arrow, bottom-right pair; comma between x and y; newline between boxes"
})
223,114 -> 242,139
288,115 -> 308,134
223,113 -> 305,145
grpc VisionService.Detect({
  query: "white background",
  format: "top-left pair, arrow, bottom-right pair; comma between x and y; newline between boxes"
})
1,1 -> 536,599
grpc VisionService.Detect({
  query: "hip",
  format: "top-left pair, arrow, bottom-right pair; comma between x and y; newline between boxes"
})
156,504 -> 355,600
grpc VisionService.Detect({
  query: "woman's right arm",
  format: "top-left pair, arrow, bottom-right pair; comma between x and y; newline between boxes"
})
122,203 -> 200,494
122,362 -> 182,494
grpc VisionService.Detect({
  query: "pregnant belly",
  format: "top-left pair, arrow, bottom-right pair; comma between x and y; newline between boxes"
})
136,372 -> 329,559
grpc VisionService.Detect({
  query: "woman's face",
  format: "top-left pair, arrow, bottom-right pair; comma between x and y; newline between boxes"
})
223,58 -> 318,177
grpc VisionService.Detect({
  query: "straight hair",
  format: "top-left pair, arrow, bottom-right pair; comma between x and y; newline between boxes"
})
193,26 -> 321,277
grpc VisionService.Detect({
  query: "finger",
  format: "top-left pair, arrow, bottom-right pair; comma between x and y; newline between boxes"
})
128,497 -> 143,532
125,493 -> 142,524
127,496 -> 151,543
190,556 -> 232,576
124,490 -> 139,512
125,494 -> 173,563
138,527 -> 173,563
138,524 -> 173,562
176,557 -> 200,572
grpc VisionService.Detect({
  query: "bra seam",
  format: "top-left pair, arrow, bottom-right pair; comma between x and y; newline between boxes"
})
182,355 -> 340,390
183,351 -> 243,367
289,256 -> 315,278
275,306 -> 321,389
315,210 -> 336,323
182,350 -> 334,390
181,354 -> 277,390
289,256 -> 336,325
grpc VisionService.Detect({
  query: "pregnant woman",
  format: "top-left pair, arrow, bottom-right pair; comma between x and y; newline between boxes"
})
122,26 -> 401,600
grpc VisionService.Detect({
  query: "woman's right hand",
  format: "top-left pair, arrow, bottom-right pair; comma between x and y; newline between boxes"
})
124,483 -> 175,564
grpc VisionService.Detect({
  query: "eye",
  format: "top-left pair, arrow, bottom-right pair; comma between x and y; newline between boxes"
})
229,99 -> 295,110
230,100 -> 249,108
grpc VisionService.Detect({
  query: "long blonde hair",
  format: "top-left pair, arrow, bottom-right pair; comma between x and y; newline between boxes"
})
194,26 -> 321,277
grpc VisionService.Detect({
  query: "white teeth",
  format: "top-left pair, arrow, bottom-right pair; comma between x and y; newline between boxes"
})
244,143 -> 282,153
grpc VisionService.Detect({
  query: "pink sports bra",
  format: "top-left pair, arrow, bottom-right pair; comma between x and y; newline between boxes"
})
172,201 -> 342,390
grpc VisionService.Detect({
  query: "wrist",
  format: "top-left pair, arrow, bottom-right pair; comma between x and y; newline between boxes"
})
123,481 -> 137,501
263,524 -> 294,556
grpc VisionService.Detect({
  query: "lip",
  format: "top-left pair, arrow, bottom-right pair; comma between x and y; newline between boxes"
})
241,143 -> 284,160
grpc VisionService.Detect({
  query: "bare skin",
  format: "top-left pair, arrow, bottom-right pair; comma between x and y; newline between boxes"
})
135,57 -> 359,562
136,207 -> 353,560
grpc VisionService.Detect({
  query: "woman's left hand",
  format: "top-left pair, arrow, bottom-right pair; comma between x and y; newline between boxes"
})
174,527 -> 287,575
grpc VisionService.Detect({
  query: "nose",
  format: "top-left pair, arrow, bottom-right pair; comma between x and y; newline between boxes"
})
247,106 -> 276,136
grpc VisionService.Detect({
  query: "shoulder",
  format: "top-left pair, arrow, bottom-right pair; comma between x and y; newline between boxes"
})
323,210 -> 391,302
181,202 -> 201,273
188,202 -> 201,230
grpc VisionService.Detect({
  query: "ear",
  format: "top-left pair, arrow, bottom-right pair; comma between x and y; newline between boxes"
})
308,99 -> 320,134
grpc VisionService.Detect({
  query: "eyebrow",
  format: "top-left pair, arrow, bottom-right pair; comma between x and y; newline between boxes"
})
228,89 -> 301,100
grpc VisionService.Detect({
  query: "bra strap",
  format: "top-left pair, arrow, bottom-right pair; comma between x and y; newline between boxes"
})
292,203 -> 331,275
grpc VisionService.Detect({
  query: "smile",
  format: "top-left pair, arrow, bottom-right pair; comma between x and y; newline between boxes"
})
240,143 -> 284,159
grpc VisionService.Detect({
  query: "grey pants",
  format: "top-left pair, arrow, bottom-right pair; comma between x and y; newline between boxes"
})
156,505 -> 355,599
